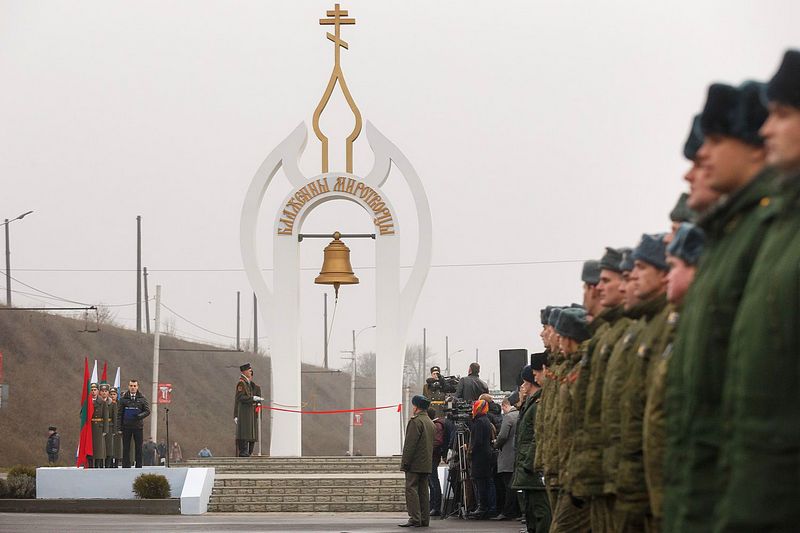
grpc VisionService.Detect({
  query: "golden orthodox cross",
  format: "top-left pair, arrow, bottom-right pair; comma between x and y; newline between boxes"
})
319,4 -> 355,65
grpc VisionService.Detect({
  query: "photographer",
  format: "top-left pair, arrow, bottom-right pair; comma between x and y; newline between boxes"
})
456,362 -> 489,403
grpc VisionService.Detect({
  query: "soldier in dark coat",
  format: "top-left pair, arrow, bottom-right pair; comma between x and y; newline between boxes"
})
399,395 -> 435,528
46,426 -> 60,465
234,363 -> 262,457
91,383 -> 110,468
714,49 -> 800,533
512,360 -> 551,533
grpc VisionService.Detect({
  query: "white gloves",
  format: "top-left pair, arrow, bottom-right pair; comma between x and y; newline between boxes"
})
234,417 -> 238,424
253,395 -> 263,402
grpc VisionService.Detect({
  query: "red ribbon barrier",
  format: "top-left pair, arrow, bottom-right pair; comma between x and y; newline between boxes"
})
260,403 -> 402,415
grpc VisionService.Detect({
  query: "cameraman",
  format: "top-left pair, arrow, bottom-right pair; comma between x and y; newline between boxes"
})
456,363 -> 489,403
423,366 -> 447,418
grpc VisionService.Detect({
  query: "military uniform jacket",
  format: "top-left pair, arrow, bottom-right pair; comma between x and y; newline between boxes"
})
90,398 -> 110,460
104,399 -> 118,459
555,349 -> 582,487
401,410 -> 435,473
713,171 -> 800,532
616,294 -> 669,513
512,390 -> 544,490
541,354 -> 568,482
643,306 -> 681,520
533,349 -> 554,473
108,400 -> 123,459
570,305 -> 628,498
235,376 -> 257,441
600,302 -> 648,495
664,168 -> 777,533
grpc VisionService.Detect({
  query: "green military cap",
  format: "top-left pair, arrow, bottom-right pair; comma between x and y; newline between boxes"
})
99,383 -> 110,391
700,81 -> 768,146
581,260 -> 601,285
670,193 -> 696,223
547,307 -> 564,327
619,247 -> 634,272
667,223 -> 705,266
599,247 -> 624,273
555,307 -> 590,342
632,233 -> 669,271
766,49 -> 800,109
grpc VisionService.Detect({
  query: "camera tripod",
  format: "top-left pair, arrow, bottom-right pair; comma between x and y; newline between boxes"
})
442,421 -> 470,519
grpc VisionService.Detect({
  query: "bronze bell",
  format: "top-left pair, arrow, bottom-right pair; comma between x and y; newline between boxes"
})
315,231 -> 359,298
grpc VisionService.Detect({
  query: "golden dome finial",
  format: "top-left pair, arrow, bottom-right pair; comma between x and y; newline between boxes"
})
312,4 -> 363,174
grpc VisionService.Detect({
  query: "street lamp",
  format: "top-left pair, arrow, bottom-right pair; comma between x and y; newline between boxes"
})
2,210 -> 34,306
444,335 -> 463,376
341,325 -> 375,456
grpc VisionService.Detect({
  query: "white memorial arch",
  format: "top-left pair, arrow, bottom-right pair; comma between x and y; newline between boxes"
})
239,5 -> 431,457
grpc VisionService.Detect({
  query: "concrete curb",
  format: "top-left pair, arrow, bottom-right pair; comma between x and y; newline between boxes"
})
0,498 -> 181,514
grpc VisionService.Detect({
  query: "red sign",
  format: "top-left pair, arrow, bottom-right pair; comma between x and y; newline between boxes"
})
353,412 -> 363,426
157,383 -> 173,404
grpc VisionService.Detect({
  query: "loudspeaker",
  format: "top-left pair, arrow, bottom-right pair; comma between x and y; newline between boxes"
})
499,349 -> 528,391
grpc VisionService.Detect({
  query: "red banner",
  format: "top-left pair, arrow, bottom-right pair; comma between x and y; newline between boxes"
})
353,412 -> 363,426
157,383 -> 172,404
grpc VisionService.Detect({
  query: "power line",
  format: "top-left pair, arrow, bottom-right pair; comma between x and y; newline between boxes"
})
9,258 -> 587,273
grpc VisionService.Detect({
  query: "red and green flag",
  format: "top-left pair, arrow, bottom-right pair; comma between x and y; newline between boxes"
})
76,356 -> 94,467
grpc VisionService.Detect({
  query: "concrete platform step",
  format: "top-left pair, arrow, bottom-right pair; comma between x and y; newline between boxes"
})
207,501 -> 407,513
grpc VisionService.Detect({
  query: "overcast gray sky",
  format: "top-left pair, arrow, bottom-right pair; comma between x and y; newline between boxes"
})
2,1 -> 797,388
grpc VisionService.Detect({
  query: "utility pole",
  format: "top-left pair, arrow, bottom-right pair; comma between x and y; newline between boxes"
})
421,328 -> 427,385
476,348 -> 479,363
143,267 -> 151,334
4,220 -> 10,307
253,293 -> 258,354
445,336 -> 449,376
236,291 -> 241,351
150,285 -> 162,440
136,215 -> 142,333
348,329 -> 356,456
323,293 -> 329,369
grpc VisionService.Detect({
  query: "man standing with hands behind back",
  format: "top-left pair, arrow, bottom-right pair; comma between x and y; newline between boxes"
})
399,395 -> 435,528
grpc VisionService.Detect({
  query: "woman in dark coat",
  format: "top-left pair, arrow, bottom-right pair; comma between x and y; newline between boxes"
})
469,399 -> 494,518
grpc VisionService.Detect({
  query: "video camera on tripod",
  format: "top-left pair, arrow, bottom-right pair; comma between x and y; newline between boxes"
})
425,374 -> 459,395
442,396 -> 472,423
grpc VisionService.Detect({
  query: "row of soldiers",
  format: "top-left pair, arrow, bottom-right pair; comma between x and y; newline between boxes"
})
88,382 -> 125,468
527,49 -> 800,533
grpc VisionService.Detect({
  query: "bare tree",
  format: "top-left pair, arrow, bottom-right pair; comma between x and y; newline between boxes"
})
357,351 -> 376,378
94,304 -> 119,326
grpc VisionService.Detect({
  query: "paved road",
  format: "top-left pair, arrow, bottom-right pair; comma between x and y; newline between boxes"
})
0,512 -> 524,532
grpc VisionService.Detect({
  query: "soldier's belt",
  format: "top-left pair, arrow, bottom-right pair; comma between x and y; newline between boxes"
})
430,401 -> 445,405
91,418 -> 105,422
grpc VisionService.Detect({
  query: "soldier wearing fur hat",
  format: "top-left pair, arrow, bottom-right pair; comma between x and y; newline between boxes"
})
91,383 -> 111,468
682,114 -> 722,215
399,395 -> 435,528
664,80 -> 776,533
642,223 -> 704,533
234,363 -> 263,457
512,360 -> 552,533
713,50 -> 800,532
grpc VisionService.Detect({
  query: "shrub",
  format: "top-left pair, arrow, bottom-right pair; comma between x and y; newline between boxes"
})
132,473 -> 171,499
4,475 -> 35,499
0,478 -> 8,498
7,465 -> 36,479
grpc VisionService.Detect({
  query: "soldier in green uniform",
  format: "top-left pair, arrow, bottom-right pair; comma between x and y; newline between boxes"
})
663,81 -> 774,533
91,383 -> 110,468
234,363 -> 263,457
616,234 -> 670,532
109,387 -> 124,468
536,306 -> 564,509
549,307 -> 591,533
714,49 -> 800,533
643,223 -> 704,533
682,114 -> 722,216
575,248 -> 631,533
600,249 -> 646,530
399,395 -> 435,528
512,359 -> 551,533
105,386 -> 118,467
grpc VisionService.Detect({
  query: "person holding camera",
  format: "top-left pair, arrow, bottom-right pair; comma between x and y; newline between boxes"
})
456,362 -> 489,403
423,366 -> 447,418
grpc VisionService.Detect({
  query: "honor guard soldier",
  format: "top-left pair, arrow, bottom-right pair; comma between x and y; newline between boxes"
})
234,363 -> 263,457
92,383 -> 111,468
108,387 -> 123,467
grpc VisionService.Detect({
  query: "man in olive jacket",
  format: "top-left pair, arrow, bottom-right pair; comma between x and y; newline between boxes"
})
399,395 -> 435,528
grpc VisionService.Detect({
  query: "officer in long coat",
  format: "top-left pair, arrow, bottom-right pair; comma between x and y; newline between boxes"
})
713,49 -> 800,532
108,387 -> 124,467
399,395 -> 435,528
234,363 -> 262,457
91,383 -> 110,468
664,81 -> 775,533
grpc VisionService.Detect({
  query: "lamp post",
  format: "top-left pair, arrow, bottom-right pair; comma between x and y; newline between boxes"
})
444,335 -> 464,376
2,210 -> 34,307
342,325 -> 375,456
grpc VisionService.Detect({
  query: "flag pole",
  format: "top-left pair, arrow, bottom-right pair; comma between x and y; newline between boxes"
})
150,285 -> 162,441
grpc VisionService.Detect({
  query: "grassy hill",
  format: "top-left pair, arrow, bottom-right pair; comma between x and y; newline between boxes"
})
0,308 -> 377,466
